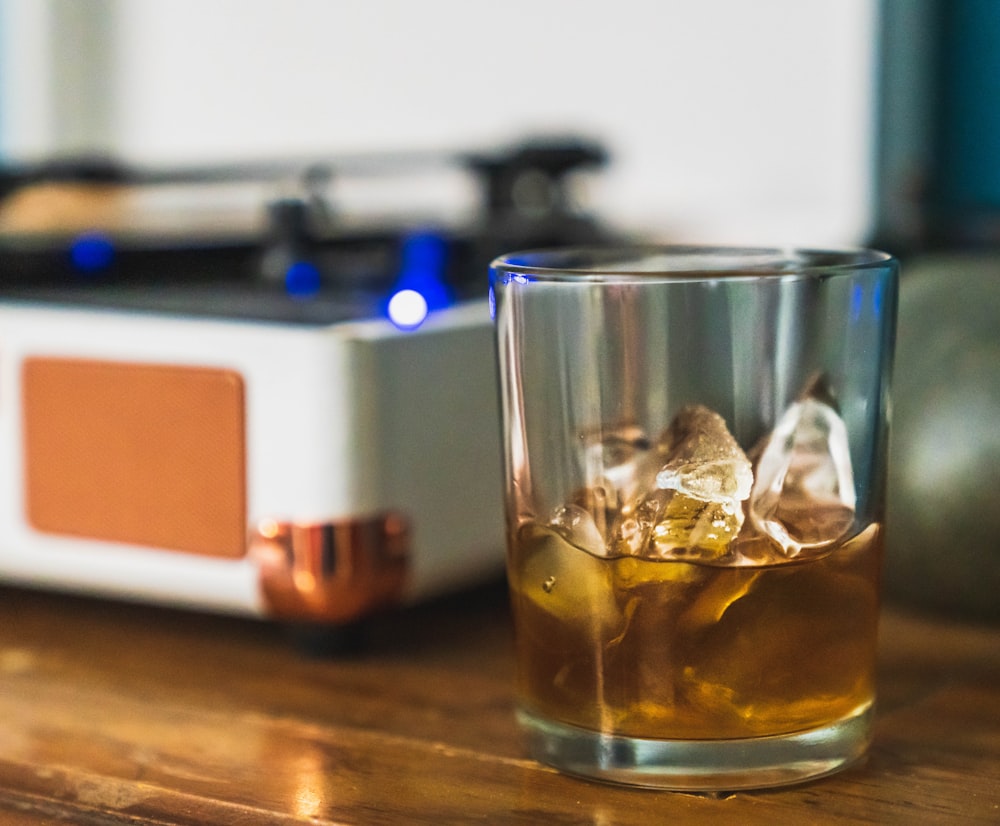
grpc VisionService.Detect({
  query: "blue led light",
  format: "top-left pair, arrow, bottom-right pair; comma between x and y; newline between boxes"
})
850,283 -> 864,321
285,261 -> 322,298
404,231 -> 445,266
386,231 -> 452,330
387,289 -> 429,329
69,232 -> 115,273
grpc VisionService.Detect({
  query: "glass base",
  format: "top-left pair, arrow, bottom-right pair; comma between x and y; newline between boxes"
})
517,703 -> 873,791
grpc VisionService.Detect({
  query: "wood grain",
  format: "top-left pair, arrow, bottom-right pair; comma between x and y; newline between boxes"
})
0,582 -> 996,825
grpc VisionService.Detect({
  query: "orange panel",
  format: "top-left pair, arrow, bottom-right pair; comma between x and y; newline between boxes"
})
23,358 -> 247,558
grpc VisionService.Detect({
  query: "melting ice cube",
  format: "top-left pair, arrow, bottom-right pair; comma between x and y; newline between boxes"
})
654,406 -> 754,504
580,424 -> 651,507
513,522 -> 621,629
553,425 -> 654,554
748,384 -> 856,557
550,504 -> 608,557
614,406 -> 753,562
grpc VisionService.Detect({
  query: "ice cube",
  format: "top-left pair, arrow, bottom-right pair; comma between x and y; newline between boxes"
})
654,408 -> 753,505
613,406 -> 753,561
512,522 -> 621,630
559,425 -> 655,551
748,380 -> 856,558
580,424 -> 651,499
549,504 -> 607,557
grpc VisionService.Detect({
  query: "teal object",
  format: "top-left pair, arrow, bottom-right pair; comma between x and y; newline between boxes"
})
934,0 -> 1000,211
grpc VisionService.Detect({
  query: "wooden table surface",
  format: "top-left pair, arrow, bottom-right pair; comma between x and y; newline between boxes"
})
0,579 -> 996,825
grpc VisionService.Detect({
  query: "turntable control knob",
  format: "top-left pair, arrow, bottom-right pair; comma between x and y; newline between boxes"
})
259,197 -> 320,293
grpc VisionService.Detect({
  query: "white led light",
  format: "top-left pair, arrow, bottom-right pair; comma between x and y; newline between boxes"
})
387,289 -> 429,329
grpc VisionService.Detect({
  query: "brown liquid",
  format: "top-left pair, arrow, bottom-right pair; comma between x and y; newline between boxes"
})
508,523 -> 882,740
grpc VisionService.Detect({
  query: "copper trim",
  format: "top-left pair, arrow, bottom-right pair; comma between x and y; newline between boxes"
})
250,513 -> 410,623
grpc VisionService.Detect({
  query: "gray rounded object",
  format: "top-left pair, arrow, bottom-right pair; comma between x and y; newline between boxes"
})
885,253 -> 1000,621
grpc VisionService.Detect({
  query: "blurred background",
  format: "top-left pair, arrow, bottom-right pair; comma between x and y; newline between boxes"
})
0,0 -> 875,245
0,0 -> 997,621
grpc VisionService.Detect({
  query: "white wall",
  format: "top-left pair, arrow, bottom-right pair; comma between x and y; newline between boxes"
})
0,0 -> 878,246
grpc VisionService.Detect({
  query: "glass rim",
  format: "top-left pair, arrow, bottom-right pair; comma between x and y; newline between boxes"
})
490,245 -> 896,283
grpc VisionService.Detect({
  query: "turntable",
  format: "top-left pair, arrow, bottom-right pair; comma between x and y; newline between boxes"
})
0,137 -> 614,626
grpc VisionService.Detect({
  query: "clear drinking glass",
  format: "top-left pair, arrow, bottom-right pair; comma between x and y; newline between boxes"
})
490,246 -> 898,790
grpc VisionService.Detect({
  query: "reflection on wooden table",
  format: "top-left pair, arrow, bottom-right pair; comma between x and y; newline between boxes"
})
0,581 -> 996,824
